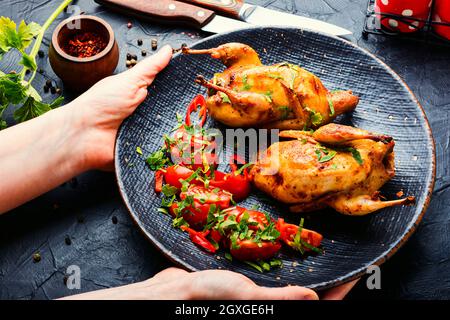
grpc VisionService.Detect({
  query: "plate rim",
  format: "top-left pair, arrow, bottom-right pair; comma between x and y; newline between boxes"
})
114,26 -> 436,290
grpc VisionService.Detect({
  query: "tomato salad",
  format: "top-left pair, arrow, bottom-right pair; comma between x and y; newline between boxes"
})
144,95 -> 323,272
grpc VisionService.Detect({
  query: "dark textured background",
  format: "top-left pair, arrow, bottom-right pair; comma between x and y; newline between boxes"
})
0,0 -> 448,299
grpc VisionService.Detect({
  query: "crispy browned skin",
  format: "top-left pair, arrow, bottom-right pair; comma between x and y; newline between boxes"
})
251,123 -> 415,216
183,43 -> 359,129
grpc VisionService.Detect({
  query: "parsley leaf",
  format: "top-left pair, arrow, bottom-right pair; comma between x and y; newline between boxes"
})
13,95 -> 63,122
146,148 -> 170,170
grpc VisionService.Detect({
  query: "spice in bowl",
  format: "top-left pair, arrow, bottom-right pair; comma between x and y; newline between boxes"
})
62,32 -> 107,58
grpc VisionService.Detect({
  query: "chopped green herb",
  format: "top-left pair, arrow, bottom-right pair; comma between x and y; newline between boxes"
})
347,147 -> 363,165
161,184 -> 178,197
242,74 -> 252,90
146,148 -> 170,170
172,216 -> 188,228
267,73 -> 284,80
277,106 -> 291,120
136,146 -> 143,155
243,260 -> 263,273
315,147 -> 337,163
308,109 -> 323,127
234,162 -> 253,175
224,252 -> 233,261
157,207 -> 169,215
219,92 -> 231,104
328,98 -> 335,117
269,258 -> 283,268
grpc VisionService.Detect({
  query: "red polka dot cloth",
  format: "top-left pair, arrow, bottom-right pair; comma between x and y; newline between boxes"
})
375,0 -> 433,33
433,0 -> 450,40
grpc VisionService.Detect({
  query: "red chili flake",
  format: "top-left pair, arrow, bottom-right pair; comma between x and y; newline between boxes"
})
62,32 -> 107,58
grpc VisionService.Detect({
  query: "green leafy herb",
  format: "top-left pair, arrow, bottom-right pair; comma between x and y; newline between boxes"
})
0,0 -> 72,129
242,74 -> 252,90
224,252 -> 233,262
161,184 -> 178,197
328,98 -> 335,117
277,106 -> 291,120
243,260 -> 263,273
315,146 -> 337,163
234,162 -> 253,175
263,90 -> 273,103
146,148 -> 170,170
136,146 -> 143,155
267,73 -> 284,80
269,258 -> 283,268
219,92 -> 231,104
347,147 -> 363,165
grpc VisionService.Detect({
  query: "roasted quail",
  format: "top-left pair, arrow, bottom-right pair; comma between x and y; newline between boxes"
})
251,123 -> 415,215
183,43 -> 359,129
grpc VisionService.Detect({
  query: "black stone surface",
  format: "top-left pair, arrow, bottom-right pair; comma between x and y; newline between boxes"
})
0,0 -> 449,300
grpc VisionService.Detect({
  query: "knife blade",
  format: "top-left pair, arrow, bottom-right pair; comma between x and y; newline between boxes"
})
181,0 -> 352,36
94,0 -> 252,34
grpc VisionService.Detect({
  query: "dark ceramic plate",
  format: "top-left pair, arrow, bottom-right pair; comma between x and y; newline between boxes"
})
115,27 -> 435,290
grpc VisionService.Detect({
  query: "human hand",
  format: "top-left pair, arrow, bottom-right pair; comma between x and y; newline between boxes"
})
68,45 -> 173,171
63,267 -> 357,300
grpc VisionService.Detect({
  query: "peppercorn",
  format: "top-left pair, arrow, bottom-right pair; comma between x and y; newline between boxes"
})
46,79 -> 53,88
25,69 -> 30,75
65,236 -> 72,245
126,53 -> 132,60
112,216 -> 118,224
33,252 -> 41,263
50,86 -> 56,94
55,87 -> 61,95
130,59 -> 137,66
126,60 -> 132,68
131,53 -> 138,60
43,85 -> 49,93
141,49 -> 147,56
38,50 -> 45,58
127,22 -> 132,28
151,39 -> 158,50
137,39 -> 143,46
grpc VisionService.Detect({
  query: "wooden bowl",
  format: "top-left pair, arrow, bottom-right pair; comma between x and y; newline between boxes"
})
49,15 -> 119,92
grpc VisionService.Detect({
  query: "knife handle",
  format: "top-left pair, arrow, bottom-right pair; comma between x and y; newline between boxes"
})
181,0 -> 244,19
94,0 -> 216,29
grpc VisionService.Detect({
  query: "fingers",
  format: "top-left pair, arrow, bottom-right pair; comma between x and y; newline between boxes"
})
245,285 -> 319,300
128,45 -> 173,85
320,279 -> 359,300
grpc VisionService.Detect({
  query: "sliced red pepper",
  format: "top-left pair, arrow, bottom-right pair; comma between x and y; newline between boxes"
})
185,94 -> 207,127
154,170 -> 164,193
276,218 -> 323,250
181,225 -> 216,253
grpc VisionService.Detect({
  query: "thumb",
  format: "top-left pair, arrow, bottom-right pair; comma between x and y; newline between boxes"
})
128,45 -> 173,85
246,285 -> 319,300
